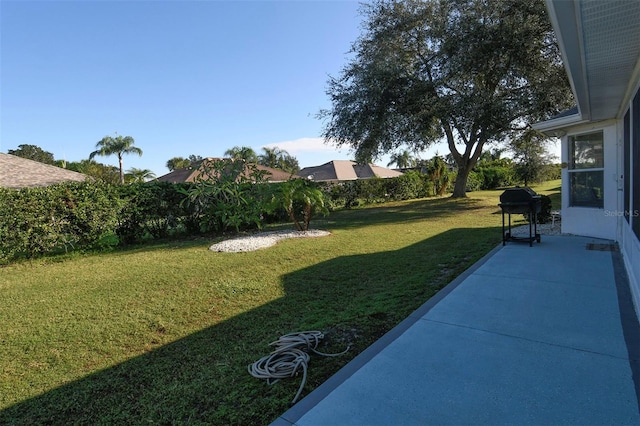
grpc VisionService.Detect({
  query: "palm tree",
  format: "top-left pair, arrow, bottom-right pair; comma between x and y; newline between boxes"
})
427,155 -> 450,196
279,153 -> 300,174
126,168 -> 156,183
258,147 -> 284,168
387,150 -> 416,169
258,146 -> 300,173
166,157 -> 191,171
224,146 -> 258,163
89,134 -> 143,184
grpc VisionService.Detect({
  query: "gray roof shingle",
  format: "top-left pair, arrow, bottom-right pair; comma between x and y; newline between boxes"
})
298,160 -> 403,182
0,153 -> 88,189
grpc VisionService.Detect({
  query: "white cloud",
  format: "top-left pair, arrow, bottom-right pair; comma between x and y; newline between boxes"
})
260,137 -> 403,169
261,137 -> 351,155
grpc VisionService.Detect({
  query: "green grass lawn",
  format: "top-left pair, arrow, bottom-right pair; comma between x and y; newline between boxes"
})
0,182 -> 559,424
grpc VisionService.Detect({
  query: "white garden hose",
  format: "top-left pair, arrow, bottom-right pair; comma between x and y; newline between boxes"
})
248,331 -> 350,404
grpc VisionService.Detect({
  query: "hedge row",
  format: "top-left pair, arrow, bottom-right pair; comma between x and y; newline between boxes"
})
322,171 -> 436,209
0,172 -> 440,264
0,182 -> 198,264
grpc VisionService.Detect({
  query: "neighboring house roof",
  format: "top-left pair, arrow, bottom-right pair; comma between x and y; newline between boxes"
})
299,160 -> 404,182
155,157 -> 300,183
535,0 -> 640,133
0,153 -> 87,189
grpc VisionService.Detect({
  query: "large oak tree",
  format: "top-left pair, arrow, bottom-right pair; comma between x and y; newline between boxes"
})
319,0 -> 573,197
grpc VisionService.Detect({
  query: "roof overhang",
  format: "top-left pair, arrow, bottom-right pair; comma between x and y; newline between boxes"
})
533,111 -> 588,137
535,0 -> 640,134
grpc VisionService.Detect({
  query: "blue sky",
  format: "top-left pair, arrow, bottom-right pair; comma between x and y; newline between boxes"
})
1,0 -> 558,177
1,0 -> 400,176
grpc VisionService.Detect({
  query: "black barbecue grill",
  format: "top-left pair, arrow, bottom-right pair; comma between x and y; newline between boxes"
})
499,187 -> 541,246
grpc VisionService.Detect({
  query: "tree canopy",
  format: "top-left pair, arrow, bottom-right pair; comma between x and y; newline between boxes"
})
319,0 -> 573,197
89,134 -> 142,184
67,159 -> 120,184
166,155 -> 203,171
166,157 -> 191,171
8,144 -> 55,165
510,128 -> 556,186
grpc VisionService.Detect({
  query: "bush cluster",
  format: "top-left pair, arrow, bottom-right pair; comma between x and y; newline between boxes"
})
0,169 -> 446,264
117,182 -> 196,243
469,164 -> 516,190
522,194 -> 553,224
0,182 -> 121,263
466,160 -> 561,192
322,171 -> 435,209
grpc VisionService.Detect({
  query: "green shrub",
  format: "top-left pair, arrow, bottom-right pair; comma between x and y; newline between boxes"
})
178,159 -> 271,233
0,181 -> 121,263
464,171 -> 483,192
321,172 -> 435,209
522,194 -> 552,224
269,179 -> 328,231
474,165 -> 515,189
116,182 -> 195,243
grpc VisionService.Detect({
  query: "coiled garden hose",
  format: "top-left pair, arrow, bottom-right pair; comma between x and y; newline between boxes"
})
248,331 -> 349,404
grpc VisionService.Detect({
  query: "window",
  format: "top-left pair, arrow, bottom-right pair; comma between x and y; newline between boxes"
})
568,131 -> 604,208
624,110 -> 630,223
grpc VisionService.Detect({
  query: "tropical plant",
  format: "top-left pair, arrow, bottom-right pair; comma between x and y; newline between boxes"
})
318,0 -> 573,197
387,150 -> 416,169
166,157 -> 192,171
178,159 -> 270,233
126,168 -> 156,183
224,146 -> 258,163
270,179 -> 328,231
258,147 -> 300,174
425,156 -> 450,196
89,134 -> 143,184
258,147 -> 282,168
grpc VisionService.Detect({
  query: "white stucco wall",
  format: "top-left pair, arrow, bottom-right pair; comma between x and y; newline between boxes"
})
620,221 -> 640,315
560,122 -> 619,240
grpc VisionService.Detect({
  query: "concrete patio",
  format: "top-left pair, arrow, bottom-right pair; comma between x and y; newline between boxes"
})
273,235 -> 640,425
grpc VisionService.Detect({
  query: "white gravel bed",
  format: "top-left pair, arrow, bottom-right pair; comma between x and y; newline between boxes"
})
209,229 -> 331,253
510,221 -> 561,236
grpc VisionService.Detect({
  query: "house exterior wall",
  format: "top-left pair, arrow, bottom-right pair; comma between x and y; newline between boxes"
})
560,121 -> 618,240
558,111 -> 639,314
621,221 -> 640,314
540,0 -> 640,319
620,84 -> 640,314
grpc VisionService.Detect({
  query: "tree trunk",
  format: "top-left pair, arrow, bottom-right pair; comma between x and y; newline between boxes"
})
119,156 -> 125,184
451,165 -> 470,198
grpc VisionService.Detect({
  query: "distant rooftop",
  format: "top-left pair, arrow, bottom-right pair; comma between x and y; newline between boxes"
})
156,157 -> 300,183
0,153 -> 87,189
299,160 -> 403,182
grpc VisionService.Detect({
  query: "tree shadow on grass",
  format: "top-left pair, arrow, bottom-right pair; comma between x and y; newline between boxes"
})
0,227 -> 500,425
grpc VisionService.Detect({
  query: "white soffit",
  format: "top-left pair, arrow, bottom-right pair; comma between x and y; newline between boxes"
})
548,0 -> 640,121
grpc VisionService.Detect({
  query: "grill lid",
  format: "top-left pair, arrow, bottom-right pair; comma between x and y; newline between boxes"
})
499,187 -> 539,203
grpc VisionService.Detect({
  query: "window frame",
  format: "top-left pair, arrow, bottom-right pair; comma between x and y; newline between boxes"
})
567,130 -> 605,208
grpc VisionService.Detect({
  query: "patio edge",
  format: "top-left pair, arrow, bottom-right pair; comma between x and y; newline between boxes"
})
271,242 -> 505,426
